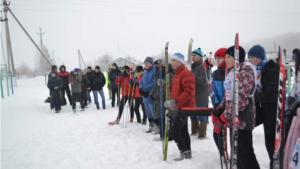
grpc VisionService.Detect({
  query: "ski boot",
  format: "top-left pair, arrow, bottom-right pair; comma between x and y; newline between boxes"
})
109,119 -> 119,125
174,150 -> 192,161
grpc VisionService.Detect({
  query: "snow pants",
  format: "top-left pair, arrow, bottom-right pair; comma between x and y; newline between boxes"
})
171,116 -> 191,152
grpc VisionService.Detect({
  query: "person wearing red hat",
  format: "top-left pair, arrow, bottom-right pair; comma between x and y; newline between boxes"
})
210,47 -> 227,163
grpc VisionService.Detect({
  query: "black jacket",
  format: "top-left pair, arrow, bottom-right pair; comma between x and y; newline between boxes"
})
88,71 -> 106,91
254,60 -> 279,133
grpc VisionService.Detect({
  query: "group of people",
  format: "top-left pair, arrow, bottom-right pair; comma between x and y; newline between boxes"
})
46,43 -> 296,168
47,65 -> 106,112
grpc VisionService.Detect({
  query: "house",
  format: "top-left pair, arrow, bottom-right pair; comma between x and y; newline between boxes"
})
107,57 -> 143,70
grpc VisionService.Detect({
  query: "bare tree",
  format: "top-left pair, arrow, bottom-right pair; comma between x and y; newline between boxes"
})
17,62 -> 33,78
96,54 -> 113,72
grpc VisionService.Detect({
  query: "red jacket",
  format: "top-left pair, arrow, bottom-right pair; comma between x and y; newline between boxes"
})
134,75 -> 143,98
170,64 -> 196,108
115,75 -> 133,96
58,71 -> 70,88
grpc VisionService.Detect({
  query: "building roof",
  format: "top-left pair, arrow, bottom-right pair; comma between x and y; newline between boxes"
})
107,57 -> 143,67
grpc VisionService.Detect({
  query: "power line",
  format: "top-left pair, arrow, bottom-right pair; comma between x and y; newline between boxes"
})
10,8 -> 299,18
12,0 -> 299,16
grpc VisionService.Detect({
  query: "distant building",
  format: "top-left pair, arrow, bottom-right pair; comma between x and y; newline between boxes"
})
107,57 -> 143,71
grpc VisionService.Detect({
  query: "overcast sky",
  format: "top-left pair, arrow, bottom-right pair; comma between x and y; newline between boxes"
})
1,0 -> 299,71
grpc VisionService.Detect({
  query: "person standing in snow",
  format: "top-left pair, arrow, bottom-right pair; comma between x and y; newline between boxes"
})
47,71 -> 63,113
106,68 -> 112,100
212,46 -> 260,169
109,63 -> 122,107
85,66 -> 93,104
211,48 -> 227,162
164,53 -> 195,161
79,69 -> 88,108
150,59 -> 174,137
88,66 -> 106,110
139,57 -> 156,133
109,65 -> 134,125
45,65 -> 58,103
69,68 -> 85,112
58,65 -> 72,106
131,65 -> 147,124
190,48 -> 209,139
248,44 -> 279,169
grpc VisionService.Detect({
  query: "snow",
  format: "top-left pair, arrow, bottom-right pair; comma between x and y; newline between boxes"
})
1,77 -> 270,169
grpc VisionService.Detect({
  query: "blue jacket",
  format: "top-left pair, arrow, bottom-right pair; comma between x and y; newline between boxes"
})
109,68 -> 121,89
212,68 -> 225,106
139,65 -> 155,103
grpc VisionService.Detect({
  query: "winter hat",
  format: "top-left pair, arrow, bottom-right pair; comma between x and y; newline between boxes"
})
87,66 -> 92,70
170,53 -> 185,64
225,46 -> 246,63
136,65 -> 144,72
192,48 -> 203,57
144,57 -> 154,64
248,44 -> 266,60
73,68 -> 80,72
95,66 -> 100,70
51,65 -> 57,71
214,48 -> 227,59
124,65 -> 130,71
112,63 -> 118,67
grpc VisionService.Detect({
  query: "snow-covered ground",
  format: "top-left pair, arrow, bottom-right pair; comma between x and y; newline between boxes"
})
1,77 -> 270,169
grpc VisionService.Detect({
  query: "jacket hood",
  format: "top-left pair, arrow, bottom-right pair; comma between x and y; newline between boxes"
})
60,65 -> 66,72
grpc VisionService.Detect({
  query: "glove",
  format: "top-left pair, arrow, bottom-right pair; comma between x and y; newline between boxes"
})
213,114 -> 228,134
139,88 -> 149,98
164,100 -> 178,108
213,105 -> 225,117
157,79 -> 165,86
211,112 -> 218,123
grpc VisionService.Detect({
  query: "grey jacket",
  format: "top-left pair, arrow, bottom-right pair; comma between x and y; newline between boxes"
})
150,64 -> 173,119
191,60 -> 209,106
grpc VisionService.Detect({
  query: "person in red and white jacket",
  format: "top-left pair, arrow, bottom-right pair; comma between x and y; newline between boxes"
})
130,65 -> 147,124
109,65 -> 134,125
212,46 -> 260,169
58,65 -> 72,106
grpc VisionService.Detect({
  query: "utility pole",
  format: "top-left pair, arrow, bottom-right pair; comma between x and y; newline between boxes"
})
78,50 -> 81,69
3,0 -> 10,74
38,27 -> 45,72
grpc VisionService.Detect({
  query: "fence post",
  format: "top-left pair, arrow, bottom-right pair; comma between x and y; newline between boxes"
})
5,64 -> 9,96
10,73 -> 14,95
1,72 -> 4,98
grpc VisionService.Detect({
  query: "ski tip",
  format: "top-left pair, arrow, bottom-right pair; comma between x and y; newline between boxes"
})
235,33 -> 239,49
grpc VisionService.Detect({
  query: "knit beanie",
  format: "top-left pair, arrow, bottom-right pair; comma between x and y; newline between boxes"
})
51,65 -> 57,71
136,65 -> 144,72
112,63 -> 118,67
248,44 -> 266,60
192,48 -> 203,57
214,48 -> 227,59
73,68 -> 80,72
170,53 -> 185,64
95,66 -> 100,70
124,65 -> 129,71
144,57 -> 154,64
225,46 -> 246,63
87,66 -> 92,70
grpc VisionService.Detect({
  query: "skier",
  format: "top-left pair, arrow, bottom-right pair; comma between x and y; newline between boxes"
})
248,44 -> 279,169
211,48 -> 227,160
131,65 -> 147,124
109,63 -> 121,107
79,69 -> 88,108
164,53 -> 195,161
58,65 -> 72,106
69,68 -> 85,112
47,71 -> 63,113
212,46 -> 260,169
85,66 -> 93,104
190,48 -> 209,139
139,57 -> 156,132
150,59 -> 174,137
88,66 -> 106,110
109,65 -> 134,125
